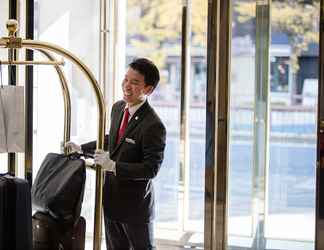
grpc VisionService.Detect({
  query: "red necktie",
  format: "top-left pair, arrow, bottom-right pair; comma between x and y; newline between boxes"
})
117,107 -> 130,144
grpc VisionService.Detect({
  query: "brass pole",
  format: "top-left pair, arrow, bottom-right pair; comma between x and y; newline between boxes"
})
0,60 -> 64,65
205,0 -> 232,249
25,0 -> 34,188
99,0 -> 108,95
179,0 -> 191,232
7,19 -> 18,175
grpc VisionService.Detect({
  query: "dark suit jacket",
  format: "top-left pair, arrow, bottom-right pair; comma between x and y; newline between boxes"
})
82,100 -> 166,223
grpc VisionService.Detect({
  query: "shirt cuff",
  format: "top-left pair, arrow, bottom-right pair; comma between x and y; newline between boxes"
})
111,161 -> 116,175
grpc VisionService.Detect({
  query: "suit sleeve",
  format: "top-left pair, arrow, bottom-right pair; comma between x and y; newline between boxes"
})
116,122 -> 166,180
81,134 -> 109,155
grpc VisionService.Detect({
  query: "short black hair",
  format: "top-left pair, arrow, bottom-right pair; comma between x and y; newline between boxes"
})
129,58 -> 160,89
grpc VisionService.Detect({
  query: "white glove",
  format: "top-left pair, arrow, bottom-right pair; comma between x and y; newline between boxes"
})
94,149 -> 116,175
65,141 -> 82,153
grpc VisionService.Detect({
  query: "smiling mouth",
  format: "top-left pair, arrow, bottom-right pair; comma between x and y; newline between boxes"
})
123,92 -> 132,96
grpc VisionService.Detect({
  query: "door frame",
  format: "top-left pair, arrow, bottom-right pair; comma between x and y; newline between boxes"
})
204,0 -> 231,249
315,0 -> 324,249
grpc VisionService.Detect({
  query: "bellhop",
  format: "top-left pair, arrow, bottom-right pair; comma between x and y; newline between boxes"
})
0,1 -> 324,250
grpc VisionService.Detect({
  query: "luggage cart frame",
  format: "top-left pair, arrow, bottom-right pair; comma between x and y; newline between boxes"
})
0,19 -> 106,250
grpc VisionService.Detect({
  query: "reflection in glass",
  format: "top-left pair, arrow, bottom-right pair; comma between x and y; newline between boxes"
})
270,57 -> 289,93
228,0 -> 256,238
187,0 -> 207,237
126,1 -> 207,246
267,0 -> 319,243
228,0 -> 319,249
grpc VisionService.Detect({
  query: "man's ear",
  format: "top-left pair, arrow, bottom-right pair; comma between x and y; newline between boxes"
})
144,85 -> 154,95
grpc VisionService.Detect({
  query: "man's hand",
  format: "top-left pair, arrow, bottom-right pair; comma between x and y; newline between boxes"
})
65,141 -> 82,153
94,149 -> 116,175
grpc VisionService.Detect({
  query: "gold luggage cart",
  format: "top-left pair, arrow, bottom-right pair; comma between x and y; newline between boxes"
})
0,19 -> 106,250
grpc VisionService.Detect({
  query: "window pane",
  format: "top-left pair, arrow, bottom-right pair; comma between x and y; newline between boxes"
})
228,0 -> 256,237
266,0 -> 319,244
126,0 -> 182,231
35,0 -> 100,235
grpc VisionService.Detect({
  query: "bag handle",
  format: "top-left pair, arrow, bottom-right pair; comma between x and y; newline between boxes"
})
66,152 -> 94,159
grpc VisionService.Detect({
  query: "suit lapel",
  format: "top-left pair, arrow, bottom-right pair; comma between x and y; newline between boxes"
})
110,102 -> 126,151
111,101 -> 150,156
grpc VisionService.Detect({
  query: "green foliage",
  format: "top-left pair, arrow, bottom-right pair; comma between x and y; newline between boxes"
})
126,0 -> 318,74
235,0 -> 319,72
127,0 -> 208,69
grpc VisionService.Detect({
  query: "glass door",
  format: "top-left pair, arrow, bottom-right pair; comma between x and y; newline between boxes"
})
227,0 -> 320,249
124,0 -> 207,247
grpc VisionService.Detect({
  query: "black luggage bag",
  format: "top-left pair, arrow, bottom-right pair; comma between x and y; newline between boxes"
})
31,152 -> 86,223
0,174 -> 32,250
32,211 -> 86,250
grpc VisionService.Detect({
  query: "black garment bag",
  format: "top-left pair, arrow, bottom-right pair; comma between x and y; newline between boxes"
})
0,173 -> 32,250
31,153 -> 86,223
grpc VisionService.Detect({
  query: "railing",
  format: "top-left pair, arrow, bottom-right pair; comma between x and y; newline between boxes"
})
152,101 -> 317,140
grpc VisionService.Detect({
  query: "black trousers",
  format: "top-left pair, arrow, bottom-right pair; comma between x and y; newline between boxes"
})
104,216 -> 155,250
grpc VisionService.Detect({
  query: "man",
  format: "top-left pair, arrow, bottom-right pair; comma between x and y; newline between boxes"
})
67,58 -> 166,250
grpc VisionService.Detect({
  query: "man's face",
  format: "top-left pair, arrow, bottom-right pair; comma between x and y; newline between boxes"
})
122,67 -> 153,106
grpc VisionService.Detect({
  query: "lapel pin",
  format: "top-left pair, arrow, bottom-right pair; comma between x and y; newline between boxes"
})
135,116 -> 138,120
